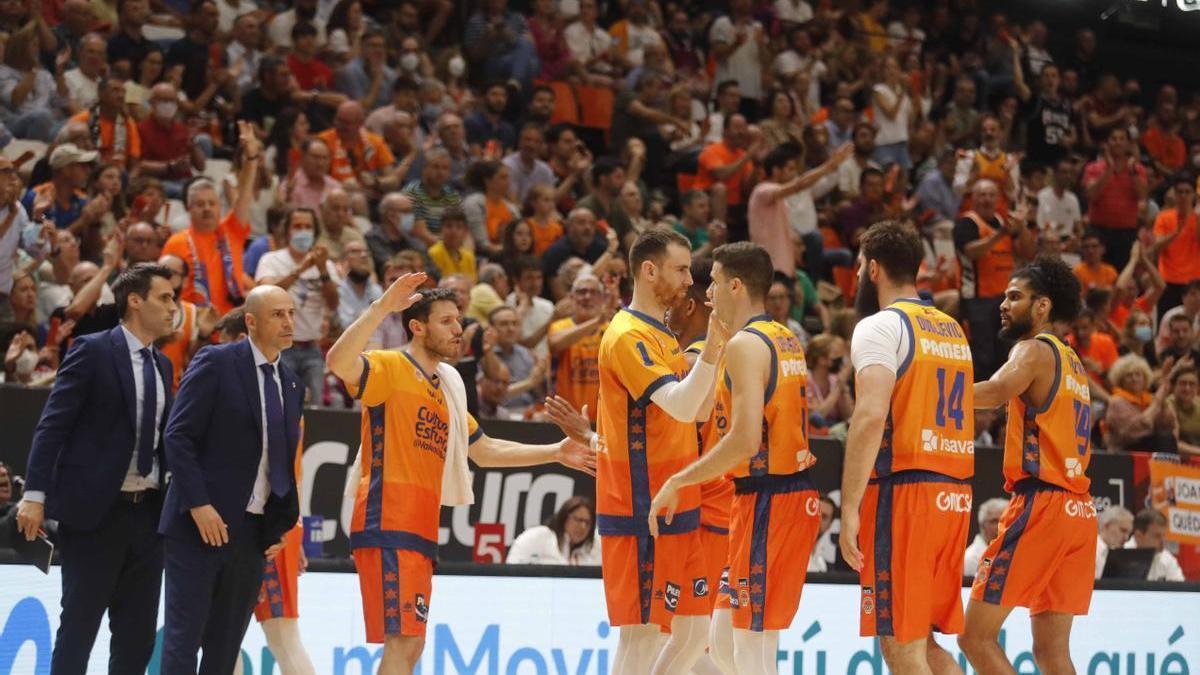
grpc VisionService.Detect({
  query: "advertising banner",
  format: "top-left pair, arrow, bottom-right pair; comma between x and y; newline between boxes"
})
1,569 -> 1197,675
1149,458 -> 1200,545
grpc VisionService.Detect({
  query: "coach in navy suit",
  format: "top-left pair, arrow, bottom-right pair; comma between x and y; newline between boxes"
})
17,263 -> 180,675
158,285 -> 303,675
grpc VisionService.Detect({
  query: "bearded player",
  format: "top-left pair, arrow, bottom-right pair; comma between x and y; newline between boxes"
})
326,275 -> 594,675
651,243 -> 819,675
841,221 -> 974,675
958,258 -> 1095,675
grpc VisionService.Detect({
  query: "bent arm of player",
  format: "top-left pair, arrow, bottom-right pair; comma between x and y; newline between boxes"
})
974,339 -> 1041,409
648,334 -> 767,536
468,433 -> 597,476
839,365 -> 896,572
648,311 -> 730,422
326,272 -> 426,391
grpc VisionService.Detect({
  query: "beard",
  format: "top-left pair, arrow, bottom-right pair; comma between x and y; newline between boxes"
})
653,276 -> 687,311
854,268 -> 881,318
998,313 -> 1033,342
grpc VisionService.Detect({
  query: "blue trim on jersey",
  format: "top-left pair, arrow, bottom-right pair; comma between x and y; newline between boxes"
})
597,508 -> 701,536
402,350 -> 440,389
868,469 -> 972,486
981,492 -> 1036,605
875,411 -> 895,477
1031,335 -> 1062,415
364,405 -> 386,534
350,530 -> 440,560
469,425 -> 484,444
743,327 -> 779,404
261,558 -> 285,618
381,548 -> 403,635
749,491 -> 771,632
883,307 -> 916,380
639,373 -> 679,408
622,307 -> 674,337
873,481 -> 896,636
354,355 -> 371,400
627,395 -> 652,523
733,470 -> 816,494
702,522 -> 730,536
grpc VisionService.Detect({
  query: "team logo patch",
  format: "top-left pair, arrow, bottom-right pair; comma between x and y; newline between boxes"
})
664,582 -> 680,612
737,578 -> 750,609
414,594 -> 428,623
693,577 -> 709,598
978,557 -> 992,580
718,568 -> 730,593
861,586 -> 874,615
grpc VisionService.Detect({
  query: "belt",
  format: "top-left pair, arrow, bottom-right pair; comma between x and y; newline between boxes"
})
120,489 -> 159,504
292,340 -> 318,349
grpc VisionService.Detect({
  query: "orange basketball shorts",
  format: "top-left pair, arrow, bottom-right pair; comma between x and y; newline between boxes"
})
600,507 -> 709,629
971,480 -> 1097,615
859,471 -> 971,642
352,547 -> 434,642
713,472 -> 820,632
700,524 -> 729,612
253,525 -> 303,622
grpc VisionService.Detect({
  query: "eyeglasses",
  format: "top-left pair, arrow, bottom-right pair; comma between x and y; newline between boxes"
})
573,288 -> 603,297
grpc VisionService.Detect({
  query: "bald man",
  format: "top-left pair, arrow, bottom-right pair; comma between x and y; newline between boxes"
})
317,100 -> 397,187
160,285 -> 305,674
126,222 -> 163,264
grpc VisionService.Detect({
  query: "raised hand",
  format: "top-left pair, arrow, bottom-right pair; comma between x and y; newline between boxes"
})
379,272 -> 427,314
544,395 -> 593,447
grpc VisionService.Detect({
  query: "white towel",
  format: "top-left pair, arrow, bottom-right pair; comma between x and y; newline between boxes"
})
436,362 -> 474,506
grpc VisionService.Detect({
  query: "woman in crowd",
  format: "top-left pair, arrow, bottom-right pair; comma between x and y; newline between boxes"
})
501,215 -> 537,264
805,333 -> 855,429
759,88 -> 806,152
528,0 -> 573,81
327,0 -> 369,62
506,496 -> 600,566
1118,309 -> 1157,365
267,108 -> 310,180
1105,354 -> 1178,453
1167,367 -> 1200,454
124,45 -> 166,120
765,278 -> 807,341
463,159 -> 519,258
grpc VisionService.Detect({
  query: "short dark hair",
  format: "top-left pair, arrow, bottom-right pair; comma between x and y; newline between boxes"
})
291,20 -> 318,40
217,306 -> 248,340
112,263 -> 174,319
401,287 -> 459,329
713,242 -> 774,301
1081,229 -> 1103,244
1169,313 -> 1192,328
532,84 -> 554,99
284,206 -> 322,238
1172,172 -> 1196,189
629,228 -> 691,278
1011,257 -> 1083,324
591,156 -> 623,183
716,79 -> 739,97
858,220 -> 923,285
1133,508 -> 1167,533
546,123 -> 576,146
1186,279 -> 1200,295
488,304 -> 517,323
762,142 -> 802,177
440,206 -> 467,228
680,189 -> 707,209
392,75 -> 418,93
513,255 -> 541,277
687,257 -> 712,303
860,166 -> 885,188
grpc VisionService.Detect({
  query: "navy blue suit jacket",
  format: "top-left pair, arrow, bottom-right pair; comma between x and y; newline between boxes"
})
158,340 -> 303,550
25,326 -> 174,530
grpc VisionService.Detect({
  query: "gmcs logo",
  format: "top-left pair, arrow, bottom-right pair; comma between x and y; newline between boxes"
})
805,496 -> 820,517
1064,498 -> 1097,519
936,491 -> 972,513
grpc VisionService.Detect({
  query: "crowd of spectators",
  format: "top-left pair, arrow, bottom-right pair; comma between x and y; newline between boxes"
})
2,3 -> 1200,455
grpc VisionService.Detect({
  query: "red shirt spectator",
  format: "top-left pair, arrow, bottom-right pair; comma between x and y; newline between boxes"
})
1083,129 -> 1148,231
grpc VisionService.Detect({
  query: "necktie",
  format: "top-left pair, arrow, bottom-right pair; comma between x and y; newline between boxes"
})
259,363 -> 291,497
137,348 -> 157,477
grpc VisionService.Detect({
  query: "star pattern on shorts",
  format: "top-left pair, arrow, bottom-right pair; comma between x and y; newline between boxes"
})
878,608 -> 891,620
750,564 -> 765,575
997,550 -> 1012,561
877,571 -> 890,583
750,457 -> 767,471
1024,452 -> 1038,463
373,425 -> 383,437
385,607 -> 399,618
632,440 -> 644,452
269,593 -> 282,604
750,583 -> 764,596
384,571 -> 399,583
373,457 -> 383,468
631,407 -> 644,419
992,564 -> 1007,577
878,589 -> 890,601
266,579 -> 279,589
640,562 -> 654,573
989,581 -> 1002,592
385,589 -> 399,600
631,423 -> 644,434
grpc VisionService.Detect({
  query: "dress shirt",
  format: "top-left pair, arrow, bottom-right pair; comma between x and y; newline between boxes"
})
246,338 -> 284,515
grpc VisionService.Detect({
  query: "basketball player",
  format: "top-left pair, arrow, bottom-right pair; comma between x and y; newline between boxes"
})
651,243 -> 820,675
552,229 -> 727,675
958,258 -> 1095,675
325,274 -> 594,675
840,221 -> 974,675
218,308 -> 318,675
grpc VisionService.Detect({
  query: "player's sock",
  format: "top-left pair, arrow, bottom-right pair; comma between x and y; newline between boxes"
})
733,628 -> 780,675
613,624 -> 663,675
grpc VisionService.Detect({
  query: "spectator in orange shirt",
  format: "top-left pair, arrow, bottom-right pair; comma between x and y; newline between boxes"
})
316,100 -> 397,190
160,121 -> 261,315
1151,174 -> 1200,316
1074,230 -> 1119,293
70,77 -> 140,173
694,113 -> 757,235
1068,308 -> 1119,393
1142,100 -> 1186,176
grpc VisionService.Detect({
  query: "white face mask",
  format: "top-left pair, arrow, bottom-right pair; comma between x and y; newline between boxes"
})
154,101 -> 178,121
1192,153 -> 1200,169
15,349 -> 37,377
400,52 -> 420,72
449,56 -> 465,77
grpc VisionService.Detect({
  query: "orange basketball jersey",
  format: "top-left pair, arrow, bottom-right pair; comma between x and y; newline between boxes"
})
1002,333 -> 1092,493
351,350 -> 481,559
596,308 -> 700,534
876,299 -> 975,480
712,316 -> 815,478
549,317 -> 606,422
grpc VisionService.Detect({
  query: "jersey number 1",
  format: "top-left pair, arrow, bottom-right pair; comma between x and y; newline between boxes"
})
934,368 -> 966,431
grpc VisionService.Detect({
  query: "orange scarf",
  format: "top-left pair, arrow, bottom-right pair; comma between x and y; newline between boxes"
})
1112,387 -> 1153,409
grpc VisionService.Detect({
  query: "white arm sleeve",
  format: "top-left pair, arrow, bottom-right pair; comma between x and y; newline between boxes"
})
850,310 -> 908,375
649,358 -> 717,422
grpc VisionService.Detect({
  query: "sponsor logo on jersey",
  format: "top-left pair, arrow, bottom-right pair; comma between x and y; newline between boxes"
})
936,490 -> 973,513
737,578 -> 750,609
664,582 -> 680,612
922,429 -> 975,455
692,577 -> 709,598
805,496 -> 820,516
415,594 -> 429,623
1064,497 -> 1098,519
861,587 -> 874,615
